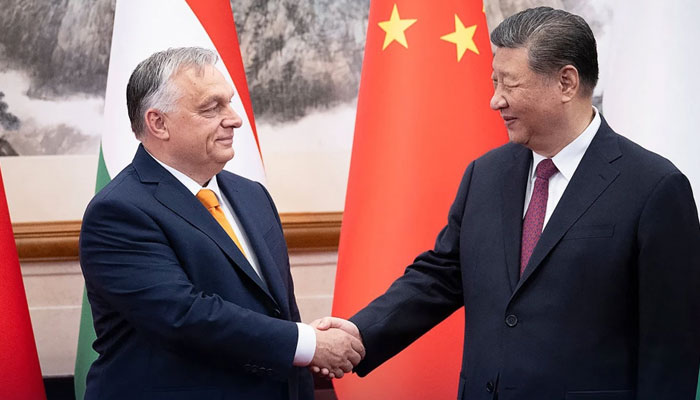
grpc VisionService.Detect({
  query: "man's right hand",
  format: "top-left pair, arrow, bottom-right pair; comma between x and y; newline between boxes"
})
310,317 -> 364,378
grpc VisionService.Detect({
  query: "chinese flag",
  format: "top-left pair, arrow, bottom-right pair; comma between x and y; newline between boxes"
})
332,1 -> 506,399
0,168 -> 46,400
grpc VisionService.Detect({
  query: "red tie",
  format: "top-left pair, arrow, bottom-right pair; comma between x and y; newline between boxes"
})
520,159 -> 558,276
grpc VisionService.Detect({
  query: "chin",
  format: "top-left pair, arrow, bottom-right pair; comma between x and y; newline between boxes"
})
214,148 -> 235,161
507,130 -> 527,145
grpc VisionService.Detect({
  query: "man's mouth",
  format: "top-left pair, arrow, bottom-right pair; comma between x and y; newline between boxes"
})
216,136 -> 233,145
502,115 -> 516,126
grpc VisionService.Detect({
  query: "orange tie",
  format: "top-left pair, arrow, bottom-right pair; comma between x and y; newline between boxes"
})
196,189 -> 247,257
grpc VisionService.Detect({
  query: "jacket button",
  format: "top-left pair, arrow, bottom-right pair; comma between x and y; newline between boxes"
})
273,308 -> 282,317
505,314 -> 518,327
486,381 -> 495,393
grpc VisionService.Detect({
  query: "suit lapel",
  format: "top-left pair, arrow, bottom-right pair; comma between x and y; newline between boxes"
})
218,176 -> 291,319
501,146 -> 532,292
513,120 -> 622,295
132,146 -> 278,308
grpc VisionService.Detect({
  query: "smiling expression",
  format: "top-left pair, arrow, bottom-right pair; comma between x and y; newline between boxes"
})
490,47 -> 564,152
161,64 -> 242,180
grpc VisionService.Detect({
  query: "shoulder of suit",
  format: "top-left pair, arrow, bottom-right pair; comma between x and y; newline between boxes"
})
612,132 -> 680,177
473,142 -> 525,166
91,164 -> 140,202
82,164 -> 146,220
84,162 -> 162,218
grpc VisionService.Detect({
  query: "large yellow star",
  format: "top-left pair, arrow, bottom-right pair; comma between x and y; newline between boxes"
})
440,15 -> 479,61
378,4 -> 417,50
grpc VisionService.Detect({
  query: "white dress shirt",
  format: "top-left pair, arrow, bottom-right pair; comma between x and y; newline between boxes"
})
523,107 -> 601,229
146,152 -> 316,366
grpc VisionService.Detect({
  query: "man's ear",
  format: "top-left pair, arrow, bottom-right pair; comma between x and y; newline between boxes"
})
558,65 -> 580,103
144,109 -> 169,140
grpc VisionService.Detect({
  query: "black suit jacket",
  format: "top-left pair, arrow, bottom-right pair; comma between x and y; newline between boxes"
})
79,145 -> 313,400
351,118 -> 700,400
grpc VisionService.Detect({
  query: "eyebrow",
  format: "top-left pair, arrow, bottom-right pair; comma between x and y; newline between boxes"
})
200,92 -> 235,108
492,70 -> 516,78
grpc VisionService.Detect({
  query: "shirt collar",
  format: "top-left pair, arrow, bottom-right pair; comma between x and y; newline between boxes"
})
531,106 -> 601,182
145,149 -> 222,197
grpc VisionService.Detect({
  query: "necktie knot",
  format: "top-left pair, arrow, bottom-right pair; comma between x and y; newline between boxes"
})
196,189 -> 219,210
195,188 -> 248,258
535,159 -> 558,180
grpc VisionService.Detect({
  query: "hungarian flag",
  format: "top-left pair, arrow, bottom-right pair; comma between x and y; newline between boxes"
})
73,1 -> 265,398
601,2 -> 700,398
332,1 -> 506,399
0,167 -> 46,400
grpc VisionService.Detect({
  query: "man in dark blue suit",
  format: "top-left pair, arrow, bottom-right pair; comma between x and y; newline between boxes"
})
79,47 -> 364,400
314,7 -> 700,399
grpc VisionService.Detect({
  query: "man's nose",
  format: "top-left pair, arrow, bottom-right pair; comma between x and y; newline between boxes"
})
222,105 -> 243,128
490,89 -> 506,111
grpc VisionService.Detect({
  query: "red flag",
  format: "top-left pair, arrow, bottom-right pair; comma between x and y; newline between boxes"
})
332,1 -> 506,398
0,168 -> 46,400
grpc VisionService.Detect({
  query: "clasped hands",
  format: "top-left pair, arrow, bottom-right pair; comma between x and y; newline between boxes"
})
309,317 -> 364,379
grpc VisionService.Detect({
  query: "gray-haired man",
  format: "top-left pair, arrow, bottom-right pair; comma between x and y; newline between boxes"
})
80,47 -> 364,400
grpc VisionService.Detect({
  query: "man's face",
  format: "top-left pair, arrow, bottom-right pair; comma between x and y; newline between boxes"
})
490,47 -> 562,150
162,64 -> 242,176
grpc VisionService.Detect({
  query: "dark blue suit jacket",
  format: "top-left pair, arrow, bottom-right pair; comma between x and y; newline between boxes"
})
79,145 -> 313,400
351,118 -> 700,400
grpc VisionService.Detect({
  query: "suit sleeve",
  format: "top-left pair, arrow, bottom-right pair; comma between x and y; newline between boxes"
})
350,162 -> 474,376
79,195 -> 299,381
636,171 -> 700,398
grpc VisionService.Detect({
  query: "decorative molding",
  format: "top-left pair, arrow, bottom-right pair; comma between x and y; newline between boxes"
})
280,212 -> 343,252
13,212 -> 343,262
13,221 -> 82,262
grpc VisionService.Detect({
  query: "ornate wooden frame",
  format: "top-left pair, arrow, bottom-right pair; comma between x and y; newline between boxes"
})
12,212 -> 342,262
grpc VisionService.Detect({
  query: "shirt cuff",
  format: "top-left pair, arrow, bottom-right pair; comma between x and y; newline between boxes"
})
292,322 -> 316,367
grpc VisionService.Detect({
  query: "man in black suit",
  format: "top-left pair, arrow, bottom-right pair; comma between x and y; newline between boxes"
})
80,47 -> 364,400
314,7 -> 700,399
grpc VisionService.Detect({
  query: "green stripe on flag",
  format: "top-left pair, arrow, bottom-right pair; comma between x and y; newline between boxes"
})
73,290 -> 96,400
95,143 -> 112,191
74,144 -> 111,399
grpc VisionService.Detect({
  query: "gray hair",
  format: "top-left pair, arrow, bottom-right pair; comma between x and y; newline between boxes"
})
490,7 -> 598,96
126,47 -> 219,137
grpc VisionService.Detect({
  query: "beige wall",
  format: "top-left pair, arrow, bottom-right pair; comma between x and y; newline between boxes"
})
1,155 -> 98,223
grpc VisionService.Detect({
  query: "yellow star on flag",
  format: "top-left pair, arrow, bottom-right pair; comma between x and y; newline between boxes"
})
378,4 -> 417,50
440,14 -> 479,61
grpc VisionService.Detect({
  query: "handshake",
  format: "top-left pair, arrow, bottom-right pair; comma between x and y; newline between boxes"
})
309,317 -> 364,379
